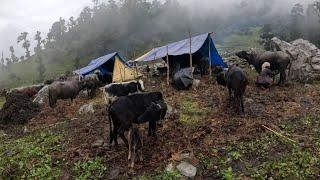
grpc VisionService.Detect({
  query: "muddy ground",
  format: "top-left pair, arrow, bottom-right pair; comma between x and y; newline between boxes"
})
1,71 -> 320,179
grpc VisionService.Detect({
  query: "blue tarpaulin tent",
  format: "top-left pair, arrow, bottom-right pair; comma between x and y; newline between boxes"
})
74,52 -> 125,77
134,33 -> 227,68
74,52 -> 141,83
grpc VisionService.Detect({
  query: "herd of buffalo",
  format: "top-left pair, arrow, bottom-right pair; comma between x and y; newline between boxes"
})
1,49 -> 292,168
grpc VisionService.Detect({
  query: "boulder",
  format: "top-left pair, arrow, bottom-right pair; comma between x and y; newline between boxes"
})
271,37 -> 320,83
33,85 -> 49,104
79,103 -> 95,115
176,161 -> 197,178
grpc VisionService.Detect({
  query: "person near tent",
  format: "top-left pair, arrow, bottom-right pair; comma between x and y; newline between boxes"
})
256,62 -> 274,89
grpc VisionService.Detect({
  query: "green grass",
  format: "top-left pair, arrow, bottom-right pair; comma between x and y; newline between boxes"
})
137,170 -> 182,180
0,52 -> 94,88
0,97 -> 5,109
73,157 -> 107,180
0,131 -> 63,179
218,27 -> 263,52
180,101 -> 210,127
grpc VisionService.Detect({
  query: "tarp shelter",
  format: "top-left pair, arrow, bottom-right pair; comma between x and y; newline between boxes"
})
134,33 -> 227,69
74,52 -> 141,83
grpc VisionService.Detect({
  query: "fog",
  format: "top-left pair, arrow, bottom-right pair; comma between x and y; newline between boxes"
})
0,0 -> 314,58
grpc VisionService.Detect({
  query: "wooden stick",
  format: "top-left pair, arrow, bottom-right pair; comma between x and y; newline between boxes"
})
262,125 -> 297,144
208,34 -> 212,79
166,46 -> 170,86
189,30 -> 193,78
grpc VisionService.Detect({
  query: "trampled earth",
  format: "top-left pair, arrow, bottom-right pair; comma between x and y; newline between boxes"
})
1,72 -> 320,179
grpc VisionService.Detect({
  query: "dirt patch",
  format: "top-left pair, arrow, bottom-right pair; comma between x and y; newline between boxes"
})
0,91 -> 40,125
2,73 -> 320,178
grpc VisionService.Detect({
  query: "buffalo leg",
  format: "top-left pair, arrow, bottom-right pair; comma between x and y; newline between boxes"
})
228,88 -> 231,103
139,149 -> 143,162
240,95 -> 245,113
128,129 -> 132,160
119,128 -> 129,148
149,121 -> 157,137
130,147 -> 136,168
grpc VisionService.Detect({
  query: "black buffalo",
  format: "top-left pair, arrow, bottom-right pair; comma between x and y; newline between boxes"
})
102,80 -> 145,104
216,65 -> 248,113
108,92 -> 164,147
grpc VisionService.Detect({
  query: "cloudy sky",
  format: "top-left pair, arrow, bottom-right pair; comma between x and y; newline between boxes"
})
0,0 -> 310,58
0,0 -> 90,57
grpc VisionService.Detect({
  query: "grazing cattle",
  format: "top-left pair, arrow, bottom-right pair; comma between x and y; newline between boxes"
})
236,50 -> 291,85
12,85 -> 44,98
102,80 -> 145,105
48,80 -> 84,107
82,72 -> 102,98
137,101 -> 167,137
127,126 -> 143,168
108,92 -> 164,147
216,65 -> 248,113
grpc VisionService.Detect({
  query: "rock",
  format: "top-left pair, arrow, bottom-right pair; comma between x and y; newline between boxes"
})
79,103 -> 94,115
33,85 -> 49,104
271,37 -> 320,83
165,163 -> 175,172
177,161 -> 197,178
108,166 -> 120,179
192,79 -> 201,89
92,139 -> 104,147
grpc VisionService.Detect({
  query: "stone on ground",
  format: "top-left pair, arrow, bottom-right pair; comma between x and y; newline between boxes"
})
79,103 -> 95,115
176,161 -> 197,178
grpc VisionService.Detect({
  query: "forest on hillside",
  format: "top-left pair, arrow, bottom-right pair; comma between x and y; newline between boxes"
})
0,0 -> 319,88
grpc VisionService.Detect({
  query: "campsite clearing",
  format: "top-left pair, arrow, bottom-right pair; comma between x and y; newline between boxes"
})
1,70 -> 320,179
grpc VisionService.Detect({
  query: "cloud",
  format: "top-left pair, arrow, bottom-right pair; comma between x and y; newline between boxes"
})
0,0 -> 91,57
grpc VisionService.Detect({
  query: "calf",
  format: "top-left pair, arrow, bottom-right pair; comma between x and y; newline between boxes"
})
82,73 -> 102,98
127,126 -> 143,168
216,65 -> 248,113
102,80 -> 145,105
137,101 -> 167,137
108,92 -> 164,147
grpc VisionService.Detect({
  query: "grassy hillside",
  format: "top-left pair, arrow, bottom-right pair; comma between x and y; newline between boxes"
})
217,27 -> 263,52
0,27 -> 264,89
0,53 -> 94,89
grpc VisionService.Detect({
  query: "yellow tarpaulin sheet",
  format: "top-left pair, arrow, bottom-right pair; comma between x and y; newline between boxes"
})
112,57 -> 142,83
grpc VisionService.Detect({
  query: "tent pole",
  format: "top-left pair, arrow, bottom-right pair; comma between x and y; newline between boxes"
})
134,61 -> 138,79
189,30 -> 193,78
209,34 -> 212,79
166,46 -> 170,86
